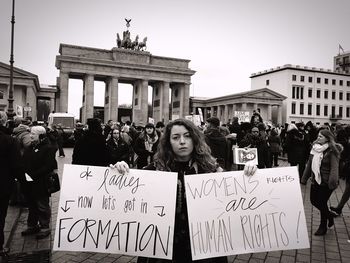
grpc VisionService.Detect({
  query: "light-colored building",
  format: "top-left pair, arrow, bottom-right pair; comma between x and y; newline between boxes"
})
0,62 -> 57,121
250,53 -> 350,125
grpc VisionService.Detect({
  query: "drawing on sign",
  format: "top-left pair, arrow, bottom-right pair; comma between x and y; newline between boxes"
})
54,164 -> 178,260
233,148 -> 258,165
184,167 -> 309,260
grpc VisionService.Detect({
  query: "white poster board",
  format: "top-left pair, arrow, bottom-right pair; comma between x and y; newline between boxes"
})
234,111 -> 250,123
185,167 -> 309,260
233,148 -> 258,165
54,164 -> 177,260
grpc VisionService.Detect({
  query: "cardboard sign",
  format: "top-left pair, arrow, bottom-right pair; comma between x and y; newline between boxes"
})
185,167 -> 309,260
234,111 -> 250,123
233,148 -> 258,165
53,164 -> 177,260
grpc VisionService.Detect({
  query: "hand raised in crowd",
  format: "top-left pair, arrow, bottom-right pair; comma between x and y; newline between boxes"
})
243,162 -> 258,177
110,161 -> 129,174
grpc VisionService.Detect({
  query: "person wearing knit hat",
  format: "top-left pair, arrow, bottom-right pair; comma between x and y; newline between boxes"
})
21,125 -> 57,239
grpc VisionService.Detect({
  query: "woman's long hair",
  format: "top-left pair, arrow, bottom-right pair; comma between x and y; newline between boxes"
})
317,129 -> 343,158
154,118 -> 217,172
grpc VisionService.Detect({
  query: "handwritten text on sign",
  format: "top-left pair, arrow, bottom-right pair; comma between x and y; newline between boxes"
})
53,164 -> 177,260
185,166 -> 309,260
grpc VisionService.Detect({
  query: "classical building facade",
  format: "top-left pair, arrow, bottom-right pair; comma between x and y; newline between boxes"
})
191,88 -> 286,125
55,44 -> 195,124
250,60 -> 350,125
0,62 -> 57,120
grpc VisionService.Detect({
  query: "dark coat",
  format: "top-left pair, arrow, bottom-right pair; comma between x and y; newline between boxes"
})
72,131 -> 109,166
0,126 -> 23,197
134,131 -> 160,169
204,128 -> 228,168
106,137 -> 130,164
285,128 -> 308,163
22,138 -> 57,197
268,134 -> 281,153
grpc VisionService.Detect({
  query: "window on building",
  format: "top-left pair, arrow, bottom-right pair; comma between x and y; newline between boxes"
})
300,103 -> 304,115
347,81 -> 350,87
316,89 -> 321,98
347,92 -> 350,101
291,102 -> 296,114
292,75 -> 297,81
308,76 -> 313,83
266,79 -> 270,86
340,80 -> 343,86
347,107 -> 350,118
332,79 -> 336,85
324,105 -> 328,116
332,91 -> 336,100
300,76 -> 305,82
317,77 -> 321,84
300,87 -> 304,99
316,104 -> 320,116
292,86 -> 296,99
308,104 -> 312,115
0,90 -> 3,100
308,88 -> 312,98
332,106 -> 336,117
339,106 -> 343,117
324,90 -> 328,99
325,78 -> 328,84
340,92 -> 343,100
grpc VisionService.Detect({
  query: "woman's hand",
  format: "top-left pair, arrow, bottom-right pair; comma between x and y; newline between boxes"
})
243,162 -> 258,176
110,161 -> 130,174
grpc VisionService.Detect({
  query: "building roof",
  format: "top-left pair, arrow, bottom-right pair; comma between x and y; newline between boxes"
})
250,64 -> 350,78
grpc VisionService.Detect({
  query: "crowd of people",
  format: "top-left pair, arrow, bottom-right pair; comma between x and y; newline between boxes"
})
1,108 -> 350,261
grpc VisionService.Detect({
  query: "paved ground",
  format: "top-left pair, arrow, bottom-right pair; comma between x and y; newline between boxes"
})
3,148 -> 350,262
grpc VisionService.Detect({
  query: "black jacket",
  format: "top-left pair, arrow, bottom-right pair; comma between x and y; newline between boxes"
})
204,128 -> 228,168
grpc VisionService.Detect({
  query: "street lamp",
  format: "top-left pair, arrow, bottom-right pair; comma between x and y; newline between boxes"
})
7,0 -> 16,120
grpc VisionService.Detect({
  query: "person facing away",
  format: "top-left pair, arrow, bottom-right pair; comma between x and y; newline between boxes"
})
301,128 -> 343,236
112,118 -> 257,263
72,118 -> 109,166
0,111 -> 24,257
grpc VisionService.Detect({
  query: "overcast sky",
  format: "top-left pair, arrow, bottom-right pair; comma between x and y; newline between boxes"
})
1,0 -> 350,117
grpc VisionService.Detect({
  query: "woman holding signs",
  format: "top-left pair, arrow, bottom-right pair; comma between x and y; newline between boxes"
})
301,129 -> 343,236
113,118 -> 257,263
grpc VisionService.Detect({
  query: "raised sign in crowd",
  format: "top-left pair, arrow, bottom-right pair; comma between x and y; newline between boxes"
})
1,109 -> 350,262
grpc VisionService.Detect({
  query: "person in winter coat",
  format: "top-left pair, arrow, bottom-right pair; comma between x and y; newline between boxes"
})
301,129 -> 343,236
106,127 -> 130,164
0,112 -> 24,257
134,123 -> 160,169
268,128 -> 281,167
21,126 -> 57,239
72,118 -> 109,166
204,117 -> 228,169
112,118 -> 258,263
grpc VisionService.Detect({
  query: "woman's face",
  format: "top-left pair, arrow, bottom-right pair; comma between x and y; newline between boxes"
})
30,132 -> 40,144
112,130 -> 120,139
145,127 -> 154,135
170,125 -> 194,161
316,132 -> 328,145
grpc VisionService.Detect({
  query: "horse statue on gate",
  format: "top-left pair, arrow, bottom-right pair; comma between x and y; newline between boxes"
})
137,37 -> 147,51
116,33 -> 122,48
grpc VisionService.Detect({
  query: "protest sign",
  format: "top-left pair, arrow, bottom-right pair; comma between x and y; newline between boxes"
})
185,166 -> 309,260
233,148 -> 258,165
53,164 -> 177,260
234,111 -> 250,123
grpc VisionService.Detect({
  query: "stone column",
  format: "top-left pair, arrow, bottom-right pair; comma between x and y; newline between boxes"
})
267,104 -> 272,122
161,81 -> 170,124
26,86 -> 37,120
217,105 -> 222,120
277,105 -> 283,125
241,103 -> 247,111
210,106 -> 214,118
50,97 -> 55,113
253,103 -> 258,111
59,71 -> 69,113
182,83 -> 190,117
132,79 -> 148,125
83,74 -> 94,123
224,104 -> 229,124
105,77 -> 118,122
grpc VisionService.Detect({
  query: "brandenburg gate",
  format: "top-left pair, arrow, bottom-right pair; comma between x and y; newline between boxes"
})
55,38 -> 195,124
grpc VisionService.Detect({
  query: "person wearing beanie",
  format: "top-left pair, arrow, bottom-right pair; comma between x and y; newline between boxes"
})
21,125 -> 57,239
0,111 -> 23,257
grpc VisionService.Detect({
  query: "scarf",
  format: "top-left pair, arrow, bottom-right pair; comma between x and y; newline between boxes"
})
311,143 -> 329,184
